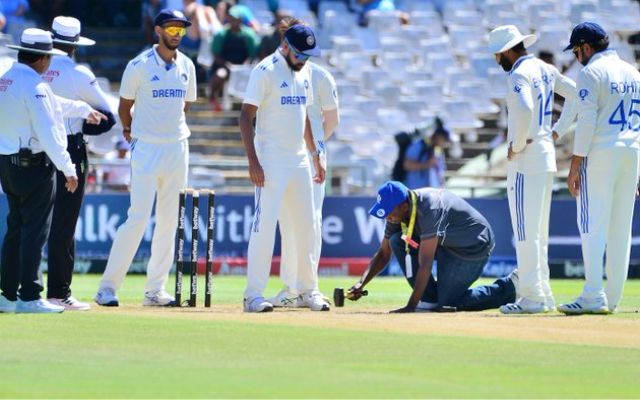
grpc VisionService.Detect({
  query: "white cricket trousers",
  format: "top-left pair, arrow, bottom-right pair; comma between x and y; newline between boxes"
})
507,168 -> 554,302
576,147 -> 640,310
279,171 -> 324,294
99,138 -> 188,293
244,164 -> 319,300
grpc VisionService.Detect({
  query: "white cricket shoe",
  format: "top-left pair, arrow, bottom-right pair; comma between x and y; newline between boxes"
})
94,287 -> 119,307
0,294 -> 16,313
297,291 -> 330,311
48,296 -> 91,311
15,299 -> 64,314
500,297 -> 548,314
558,296 -> 609,315
244,297 -> 274,313
143,290 -> 175,307
266,288 -> 299,308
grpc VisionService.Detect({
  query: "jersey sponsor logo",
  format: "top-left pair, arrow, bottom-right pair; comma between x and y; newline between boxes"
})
280,81 -> 288,88
35,94 -> 46,99
0,78 -> 13,91
42,69 -> 60,83
610,81 -> 640,94
181,73 -> 188,83
280,95 -> 307,105
90,79 -> 97,86
151,75 -> 160,82
513,84 -> 521,93
304,79 -> 309,89
152,88 -> 187,98
333,89 -> 337,99
579,88 -> 589,101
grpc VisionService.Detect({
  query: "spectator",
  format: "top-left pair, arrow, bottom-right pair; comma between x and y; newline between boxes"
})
0,12 -> 5,32
403,124 -> 449,189
357,0 -> 409,27
208,5 -> 260,111
101,140 -> 131,192
142,0 -> 165,45
258,10 -> 292,60
182,0 -> 221,78
1,0 -> 29,40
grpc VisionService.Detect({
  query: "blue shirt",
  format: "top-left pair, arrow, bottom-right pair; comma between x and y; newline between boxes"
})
404,139 -> 432,189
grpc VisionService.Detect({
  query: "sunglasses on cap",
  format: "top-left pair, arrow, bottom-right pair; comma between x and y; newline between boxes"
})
285,39 -> 310,62
164,26 -> 187,37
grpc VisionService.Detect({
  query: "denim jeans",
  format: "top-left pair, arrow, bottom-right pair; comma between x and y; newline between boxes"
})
389,233 -> 515,311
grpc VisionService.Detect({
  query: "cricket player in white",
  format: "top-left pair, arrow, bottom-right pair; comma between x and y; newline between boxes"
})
269,60 -> 339,307
559,23 -> 640,314
95,9 -> 197,307
240,24 -> 327,312
488,26 -> 578,314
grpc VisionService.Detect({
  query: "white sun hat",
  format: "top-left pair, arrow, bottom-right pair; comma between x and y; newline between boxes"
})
6,28 -> 67,56
488,25 -> 537,54
51,16 -> 95,46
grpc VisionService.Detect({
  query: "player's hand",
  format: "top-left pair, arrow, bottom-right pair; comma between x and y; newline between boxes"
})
85,109 -> 108,125
390,305 -> 415,313
248,159 -> 265,187
346,284 -> 365,301
312,154 -> 325,184
552,131 -> 559,141
567,165 -> 581,197
65,176 -> 78,193
507,139 -> 532,160
123,129 -> 132,143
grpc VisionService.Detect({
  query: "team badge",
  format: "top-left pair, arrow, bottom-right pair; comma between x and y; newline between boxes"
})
579,89 -> 589,101
306,35 -> 315,47
173,10 -> 185,18
304,80 -> 309,89
376,209 -> 385,217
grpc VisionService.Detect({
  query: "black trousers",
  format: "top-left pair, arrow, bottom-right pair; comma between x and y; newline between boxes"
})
47,135 -> 88,299
0,153 -> 55,301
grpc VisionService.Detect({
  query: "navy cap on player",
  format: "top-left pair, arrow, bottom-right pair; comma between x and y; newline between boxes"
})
155,9 -> 192,27
369,181 -> 409,219
284,24 -> 320,57
563,22 -> 607,51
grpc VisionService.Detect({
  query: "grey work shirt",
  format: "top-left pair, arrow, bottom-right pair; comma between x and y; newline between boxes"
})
384,188 -> 495,260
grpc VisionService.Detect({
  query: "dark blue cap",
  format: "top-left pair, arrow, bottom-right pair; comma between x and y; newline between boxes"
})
564,22 -> 607,51
155,9 -> 192,27
284,24 -> 320,57
369,181 -> 409,219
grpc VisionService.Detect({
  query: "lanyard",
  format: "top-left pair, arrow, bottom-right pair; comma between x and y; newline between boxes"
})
401,191 -> 419,252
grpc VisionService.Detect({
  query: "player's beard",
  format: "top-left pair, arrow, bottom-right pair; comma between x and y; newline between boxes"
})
576,48 -> 592,66
285,51 -> 305,71
498,57 -> 513,72
161,35 -> 180,51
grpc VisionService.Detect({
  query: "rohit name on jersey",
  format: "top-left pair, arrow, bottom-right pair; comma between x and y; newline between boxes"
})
610,81 -> 640,94
152,88 -> 187,98
280,95 -> 307,105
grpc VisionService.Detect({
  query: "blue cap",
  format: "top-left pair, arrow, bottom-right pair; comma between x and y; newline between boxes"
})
564,22 -> 607,51
368,181 -> 409,219
284,24 -> 320,57
155,9 -> 192,27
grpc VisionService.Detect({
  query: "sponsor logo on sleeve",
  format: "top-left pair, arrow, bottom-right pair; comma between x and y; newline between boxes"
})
513,84 -> 521,93
579,88 -> 589,101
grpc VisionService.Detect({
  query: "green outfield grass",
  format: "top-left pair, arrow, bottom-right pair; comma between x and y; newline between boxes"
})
0,275 -> 639,399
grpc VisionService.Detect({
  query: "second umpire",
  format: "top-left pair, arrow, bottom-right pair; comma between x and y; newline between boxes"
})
44,16 -> 115,311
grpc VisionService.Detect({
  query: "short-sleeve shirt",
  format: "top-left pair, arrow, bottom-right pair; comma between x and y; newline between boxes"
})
243,50 -> 314,167
384,188 -> 495,260
404,139 -> 432,189
119,46 -> 197,143
44,56 -> 113,135
308,62 -> 339,162
212,26 -> 260,64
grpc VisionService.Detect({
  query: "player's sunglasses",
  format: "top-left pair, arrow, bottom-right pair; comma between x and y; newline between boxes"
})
164,26 -> 187,37
285,39 -> 310,62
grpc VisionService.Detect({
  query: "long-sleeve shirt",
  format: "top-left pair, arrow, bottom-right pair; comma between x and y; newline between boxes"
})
573,50 -> 640,157
506,54 -> 578,173
44,55 -> 113,135
0,63 -> 80,177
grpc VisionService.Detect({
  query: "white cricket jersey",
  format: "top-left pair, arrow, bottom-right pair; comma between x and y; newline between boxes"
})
506,54 -> 578,173
308,62 -> 339,162
573,50 -> 640,157
44,55 -> 113,135
120,46 -> 197,143
0,62 -> 76,177
243,50 -> 314,166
